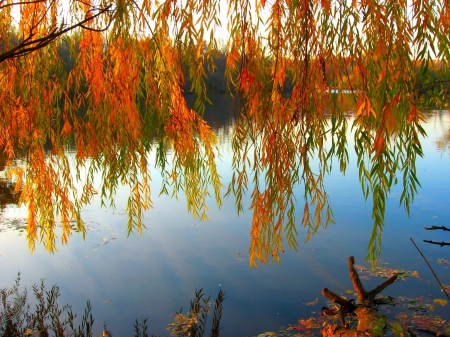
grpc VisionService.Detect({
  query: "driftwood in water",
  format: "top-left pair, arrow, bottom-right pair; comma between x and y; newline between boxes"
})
321,256 -> 398,337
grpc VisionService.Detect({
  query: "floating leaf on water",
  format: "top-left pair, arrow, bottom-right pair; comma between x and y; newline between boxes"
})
298,317 -> 321,329
437,258 -> 450,264
389,322 -> 403,336
395,313 -> 408,320
304,298 -> 319,306
433,298 -> 448,306
355,262 -> 420,280
355,264 -> 367,272
345,289 -> 354,294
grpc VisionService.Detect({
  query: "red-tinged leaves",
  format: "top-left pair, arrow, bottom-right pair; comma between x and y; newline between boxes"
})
321,0 -> 331,12
60,120 -> 72,136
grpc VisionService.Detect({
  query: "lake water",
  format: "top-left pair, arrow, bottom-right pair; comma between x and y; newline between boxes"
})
1,95 -> 449,336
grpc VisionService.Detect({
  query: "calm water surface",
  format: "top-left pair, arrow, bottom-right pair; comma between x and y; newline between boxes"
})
1,96 -> 449,336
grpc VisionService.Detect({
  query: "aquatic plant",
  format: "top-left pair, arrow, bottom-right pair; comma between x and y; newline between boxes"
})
0,273 -> 94,337
0,275 -> 225,337
168,288 -> 225,337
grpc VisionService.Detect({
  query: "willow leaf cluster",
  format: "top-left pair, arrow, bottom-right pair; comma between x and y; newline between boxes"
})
1,0 -> 449,265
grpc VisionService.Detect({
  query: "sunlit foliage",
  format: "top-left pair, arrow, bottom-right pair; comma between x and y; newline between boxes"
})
1,0 -> 449,265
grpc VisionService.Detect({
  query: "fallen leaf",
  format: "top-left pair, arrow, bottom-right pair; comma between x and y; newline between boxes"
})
355,264 -> 367,271
298,317 -> 321,329
434,298 -> 448,306
304,298 -> 319,306
256,333 -> 276,337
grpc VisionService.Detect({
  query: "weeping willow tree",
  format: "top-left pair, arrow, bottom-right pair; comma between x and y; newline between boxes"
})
0,0 -> 449,266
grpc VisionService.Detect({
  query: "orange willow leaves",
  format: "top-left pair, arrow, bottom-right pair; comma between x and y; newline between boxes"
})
0,0 -> 449,265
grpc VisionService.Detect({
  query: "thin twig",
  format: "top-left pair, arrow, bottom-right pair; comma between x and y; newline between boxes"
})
423,240 -> 450,247
410,238 -> 450,302
0,3 -> 114,63
424,225 -> 450,231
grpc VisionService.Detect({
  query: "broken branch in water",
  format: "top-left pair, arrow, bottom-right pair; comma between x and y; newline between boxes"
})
321,256 -> 399,336
424,225 -> 450,231
423,240 -> 450,247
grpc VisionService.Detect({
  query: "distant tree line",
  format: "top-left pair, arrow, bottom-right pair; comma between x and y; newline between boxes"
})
44,37 -> 449,101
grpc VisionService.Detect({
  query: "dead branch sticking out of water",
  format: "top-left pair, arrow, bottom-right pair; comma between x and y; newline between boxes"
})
424,225 -> 450,231
423,240 -> 450,246
321,256 -> 398,337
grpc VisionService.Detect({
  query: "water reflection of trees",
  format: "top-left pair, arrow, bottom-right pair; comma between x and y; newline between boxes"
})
432,110 -> 450,152
0,153 -> 20,210
0,91 -> 431,264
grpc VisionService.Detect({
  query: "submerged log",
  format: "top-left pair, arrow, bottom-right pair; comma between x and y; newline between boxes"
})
321,256 -> 398,337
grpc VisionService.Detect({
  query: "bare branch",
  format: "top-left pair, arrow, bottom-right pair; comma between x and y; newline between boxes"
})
348,256 -> 369,301
411,238 -> 450,302
367,274 -> 398,299
0,0 -> 46,11
322,288 -> 348,306
424,225 -> 450,231
0,3 -> 114,63
423,240 -> 450,247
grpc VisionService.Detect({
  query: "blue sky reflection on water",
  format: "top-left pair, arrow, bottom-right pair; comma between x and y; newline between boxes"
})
0,101 -> 450,337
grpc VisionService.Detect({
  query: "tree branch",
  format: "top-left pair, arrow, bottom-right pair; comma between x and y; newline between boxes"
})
0,3 -> 114,63
424,225 -> 450,231
367,274 -> 398,299
411,238 -> 450,302
348,256 -> 368,302
322,288 -> 348,306
0,0 -> 45,11
423,240 -> 450,247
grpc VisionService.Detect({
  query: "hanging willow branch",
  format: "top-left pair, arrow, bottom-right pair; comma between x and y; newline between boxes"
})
1,0 -> 449,264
